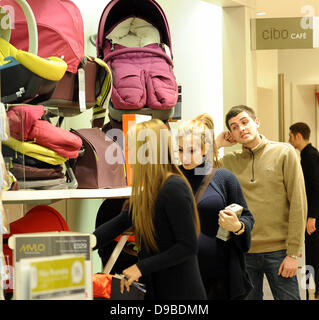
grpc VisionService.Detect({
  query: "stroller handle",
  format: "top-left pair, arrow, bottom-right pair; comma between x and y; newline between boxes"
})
14,0 -> 38,54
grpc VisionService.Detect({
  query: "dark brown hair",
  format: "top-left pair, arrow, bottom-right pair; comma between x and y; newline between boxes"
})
289,122 -> 311,140
225,105 -> 256,130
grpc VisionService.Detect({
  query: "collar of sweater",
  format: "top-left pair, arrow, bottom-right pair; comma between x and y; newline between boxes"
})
179,161 -> 211,194
300,143 -> 312,156
242,134 -> 268,154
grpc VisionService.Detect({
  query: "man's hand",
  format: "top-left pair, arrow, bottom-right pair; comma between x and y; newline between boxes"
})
278,256 -> 298,278
306,217 -> 316,235
215,131 -> 237,149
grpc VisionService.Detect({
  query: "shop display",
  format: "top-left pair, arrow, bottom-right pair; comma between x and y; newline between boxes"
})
96,0 -> 178,121
2,204 -> 70,297
8,232 -> 95,300
70,128 -> 127,189
2,0 -> 111,126
3,104 -> 82,189
122,113 -> 152,185
6,105 -> 82,158
17,254 -> 87,300
0,38 -> 67,104
0,0 -> 180,301
40,56 -> 112,122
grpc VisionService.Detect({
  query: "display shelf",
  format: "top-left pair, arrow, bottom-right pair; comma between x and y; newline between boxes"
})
2,187 -> 132,204
69,187 -> 131,199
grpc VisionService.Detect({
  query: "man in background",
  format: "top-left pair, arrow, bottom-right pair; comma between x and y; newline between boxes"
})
289,122 -> 319,300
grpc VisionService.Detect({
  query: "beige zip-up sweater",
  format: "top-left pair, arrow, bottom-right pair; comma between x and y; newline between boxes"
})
220,135 -> 307,256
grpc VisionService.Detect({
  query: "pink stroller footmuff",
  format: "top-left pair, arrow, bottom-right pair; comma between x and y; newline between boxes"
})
97,0 -> 178,117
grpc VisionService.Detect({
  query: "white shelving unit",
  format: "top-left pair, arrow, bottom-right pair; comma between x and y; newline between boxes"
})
2,187 -> 132,204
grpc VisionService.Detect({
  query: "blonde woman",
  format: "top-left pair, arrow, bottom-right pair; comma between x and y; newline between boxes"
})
177,114 -> 254,300
94,119 -> 206,300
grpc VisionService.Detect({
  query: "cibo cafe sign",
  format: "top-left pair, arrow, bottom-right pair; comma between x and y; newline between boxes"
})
251,17 -> 319,50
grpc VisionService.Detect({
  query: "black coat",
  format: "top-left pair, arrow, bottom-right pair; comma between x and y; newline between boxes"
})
94,175 -> 207,300
300,143 -> 319,295
182,166 -> 255,300
300,143 -> 319,220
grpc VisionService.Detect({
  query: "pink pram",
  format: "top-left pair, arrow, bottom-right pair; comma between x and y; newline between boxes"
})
96,0 -> 178,122
4,0 -> 111,124
5,0 -> 84,74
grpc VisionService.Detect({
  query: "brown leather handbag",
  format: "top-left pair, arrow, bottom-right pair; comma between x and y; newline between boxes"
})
70,128 -> 127,189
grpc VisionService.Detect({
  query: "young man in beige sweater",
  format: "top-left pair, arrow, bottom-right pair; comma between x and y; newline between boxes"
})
216,105 -> 307,300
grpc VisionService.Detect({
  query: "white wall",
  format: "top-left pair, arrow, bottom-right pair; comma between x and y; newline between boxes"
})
256,50 -> 278,141
221,5 -> 257,155
278,49 -> 319,147
256,47 -> 319,146
157,0 -> 223,134
71,0 -> 109,57
223,6 -> 257,110
254,0 -> 319,146
278,49 -> 319,83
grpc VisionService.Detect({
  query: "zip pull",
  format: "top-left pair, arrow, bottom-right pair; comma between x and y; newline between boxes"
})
109,39 -> 114,51
249,150 -> 255,183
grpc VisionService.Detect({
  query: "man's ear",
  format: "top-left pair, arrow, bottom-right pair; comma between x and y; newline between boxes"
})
296,132 -> 303,141
254,117 -> 260,129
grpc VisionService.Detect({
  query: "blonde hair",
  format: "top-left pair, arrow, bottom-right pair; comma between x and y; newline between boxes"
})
178,114 -> 219,168
127,119 -> 200,253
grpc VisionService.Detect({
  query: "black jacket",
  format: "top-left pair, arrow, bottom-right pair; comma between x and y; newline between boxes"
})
181,166 -> 255,300
300,143 -> 319,220
94,175 -> 207,300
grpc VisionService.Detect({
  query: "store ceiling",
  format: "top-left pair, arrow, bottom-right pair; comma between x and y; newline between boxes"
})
203,0 -> 255,8
255,0 -> 319,18
205,0 -> 319,17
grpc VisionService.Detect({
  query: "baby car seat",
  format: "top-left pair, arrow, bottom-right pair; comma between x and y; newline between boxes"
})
0,1 -> 67,104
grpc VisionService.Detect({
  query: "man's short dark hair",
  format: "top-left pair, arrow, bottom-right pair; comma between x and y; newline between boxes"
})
225,105 -> 257,130
289,122 -> 311,140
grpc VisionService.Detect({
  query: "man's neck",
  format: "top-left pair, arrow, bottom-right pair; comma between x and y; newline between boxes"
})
243,134 -> 262,150
298,140 -> 309,152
